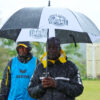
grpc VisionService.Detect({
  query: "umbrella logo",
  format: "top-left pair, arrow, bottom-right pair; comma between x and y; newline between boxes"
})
48,14 -> 68,26
29,29 -> 47,39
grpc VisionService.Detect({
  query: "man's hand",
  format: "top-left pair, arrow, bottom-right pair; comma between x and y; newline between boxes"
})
42,77 -> 56,88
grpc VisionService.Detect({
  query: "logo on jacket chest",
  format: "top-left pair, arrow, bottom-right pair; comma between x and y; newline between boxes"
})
16,69 -> 30,79
19,69 -> 27,73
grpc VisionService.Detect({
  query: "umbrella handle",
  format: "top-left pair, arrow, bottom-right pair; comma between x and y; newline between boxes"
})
70,34 -> 77,47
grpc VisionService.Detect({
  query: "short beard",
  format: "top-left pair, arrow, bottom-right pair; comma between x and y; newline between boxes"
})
18,54 -> 28,58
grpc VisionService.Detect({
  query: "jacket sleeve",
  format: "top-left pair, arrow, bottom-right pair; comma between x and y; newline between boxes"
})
36,59 -> 40,65
0,60 -> 12,100
28,64 -> 46,99
55,62 -> 84,97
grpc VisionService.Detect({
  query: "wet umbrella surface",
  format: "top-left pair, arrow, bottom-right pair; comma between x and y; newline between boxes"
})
0,7 -> 100,43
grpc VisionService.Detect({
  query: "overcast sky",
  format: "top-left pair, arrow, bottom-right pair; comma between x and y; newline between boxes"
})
0,0 -> 100,30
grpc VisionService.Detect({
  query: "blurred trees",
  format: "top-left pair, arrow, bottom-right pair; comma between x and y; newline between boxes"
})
31,42 -> 45,58
0,39 -> 16,78
63,43 -> 86,78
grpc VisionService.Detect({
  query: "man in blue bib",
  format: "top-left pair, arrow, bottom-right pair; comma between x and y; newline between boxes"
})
0,41 -> 39,100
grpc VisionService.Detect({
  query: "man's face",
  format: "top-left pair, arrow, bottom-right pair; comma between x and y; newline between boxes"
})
47,42 -> 61,60
17,46 -> 28,57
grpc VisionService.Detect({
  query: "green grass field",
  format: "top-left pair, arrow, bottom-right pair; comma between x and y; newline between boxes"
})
0,80 -> 100,100
76,80 -> 100,100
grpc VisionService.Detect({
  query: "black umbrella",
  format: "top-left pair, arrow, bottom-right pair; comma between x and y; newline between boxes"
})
0,7 -> 100,44
0,7 -> 100,76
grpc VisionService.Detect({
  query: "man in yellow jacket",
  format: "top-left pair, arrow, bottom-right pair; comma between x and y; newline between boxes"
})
28,37 -> 84,100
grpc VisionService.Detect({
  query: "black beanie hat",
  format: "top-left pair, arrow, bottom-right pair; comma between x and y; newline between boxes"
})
16,41 -> 32,51
47,37 -> 61,47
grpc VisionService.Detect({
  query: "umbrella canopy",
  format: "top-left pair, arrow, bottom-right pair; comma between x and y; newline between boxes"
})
0,7 -> 100,43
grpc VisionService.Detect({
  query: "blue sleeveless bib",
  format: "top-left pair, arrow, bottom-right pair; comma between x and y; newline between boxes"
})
8,57 -> 36,100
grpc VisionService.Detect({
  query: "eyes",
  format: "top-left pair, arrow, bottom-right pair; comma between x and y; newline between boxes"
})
18,46 -> 28,52
48,46 -> 60,51
48,47 -> 58,50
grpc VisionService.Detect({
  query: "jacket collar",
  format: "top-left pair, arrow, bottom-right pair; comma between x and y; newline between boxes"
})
40,49 -> 67,68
